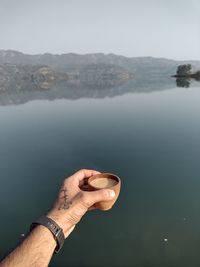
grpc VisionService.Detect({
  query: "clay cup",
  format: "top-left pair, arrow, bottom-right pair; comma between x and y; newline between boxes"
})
88,173 -> 121,210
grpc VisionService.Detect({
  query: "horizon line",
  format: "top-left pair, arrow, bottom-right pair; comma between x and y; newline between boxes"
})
0,49 -> 200,62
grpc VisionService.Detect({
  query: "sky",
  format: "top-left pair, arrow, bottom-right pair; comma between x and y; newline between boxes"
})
0,0 -> 200,60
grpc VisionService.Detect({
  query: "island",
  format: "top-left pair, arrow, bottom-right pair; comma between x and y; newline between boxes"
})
172,64 -> 200,80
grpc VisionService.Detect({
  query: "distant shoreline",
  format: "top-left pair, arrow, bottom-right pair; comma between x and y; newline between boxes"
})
172,72 -> 200,80
0,49 -> 200,63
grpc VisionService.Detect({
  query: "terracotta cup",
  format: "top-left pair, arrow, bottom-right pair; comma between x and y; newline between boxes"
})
88,173 -> 121,211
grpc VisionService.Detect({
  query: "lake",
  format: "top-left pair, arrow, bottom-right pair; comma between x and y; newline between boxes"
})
0,80 -> 200,267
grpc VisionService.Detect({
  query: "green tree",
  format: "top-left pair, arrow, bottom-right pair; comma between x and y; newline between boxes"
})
176,64 -> 192,76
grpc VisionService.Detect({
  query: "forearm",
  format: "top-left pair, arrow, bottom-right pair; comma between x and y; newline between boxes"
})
0,169 -> 116,267
0,225 -> 56,267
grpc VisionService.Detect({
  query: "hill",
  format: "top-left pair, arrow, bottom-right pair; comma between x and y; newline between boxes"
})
1,50 -> 200,77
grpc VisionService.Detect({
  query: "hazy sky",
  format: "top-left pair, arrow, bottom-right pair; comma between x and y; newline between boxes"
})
0,0 -> 200,60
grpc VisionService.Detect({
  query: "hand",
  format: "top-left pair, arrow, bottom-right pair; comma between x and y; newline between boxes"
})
47,169 -> 116,238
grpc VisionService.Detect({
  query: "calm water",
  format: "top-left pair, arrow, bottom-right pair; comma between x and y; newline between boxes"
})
1,84 -> 200,267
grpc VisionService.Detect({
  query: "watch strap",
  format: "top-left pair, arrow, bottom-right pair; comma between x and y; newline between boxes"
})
30,215 -> 65,253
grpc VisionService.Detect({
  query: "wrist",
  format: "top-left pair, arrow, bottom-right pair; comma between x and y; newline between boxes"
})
46,211 -> 75,238
30,215 -> 65,253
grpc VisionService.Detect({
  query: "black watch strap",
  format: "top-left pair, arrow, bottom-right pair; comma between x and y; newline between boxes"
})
30,215 -> 65,253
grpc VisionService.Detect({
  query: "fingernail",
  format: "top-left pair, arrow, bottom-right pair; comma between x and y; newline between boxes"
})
108,190 -> 115,198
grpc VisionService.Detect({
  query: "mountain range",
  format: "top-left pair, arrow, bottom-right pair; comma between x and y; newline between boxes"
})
1,50 -> 200,75
0,50 -> 200,105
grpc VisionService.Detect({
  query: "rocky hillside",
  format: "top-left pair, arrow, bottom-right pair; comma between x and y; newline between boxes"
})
0,64 -> 68,92
1,50 -> 200,76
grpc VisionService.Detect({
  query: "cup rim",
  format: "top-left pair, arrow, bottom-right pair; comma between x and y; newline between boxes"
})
88,173 -> 120,189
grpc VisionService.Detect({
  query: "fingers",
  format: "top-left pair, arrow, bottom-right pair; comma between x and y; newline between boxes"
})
69,169 -> 101,183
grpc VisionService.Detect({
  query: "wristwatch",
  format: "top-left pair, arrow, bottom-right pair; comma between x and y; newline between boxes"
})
30,215 -> 65,253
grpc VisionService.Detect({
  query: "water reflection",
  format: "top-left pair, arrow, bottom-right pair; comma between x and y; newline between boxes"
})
1,72 -> 200,106
176,77 -> 200,88
1,74 -> 199,106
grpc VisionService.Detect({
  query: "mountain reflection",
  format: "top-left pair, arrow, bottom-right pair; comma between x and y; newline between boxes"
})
1,75 -> 200,106
0,75 -> 179,106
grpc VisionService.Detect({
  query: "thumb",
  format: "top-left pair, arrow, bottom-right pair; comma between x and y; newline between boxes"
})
85,189 -> 116,207
76,189 -> 115,209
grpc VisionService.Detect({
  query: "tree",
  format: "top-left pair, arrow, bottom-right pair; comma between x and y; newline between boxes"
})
176,64 -> 192,76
